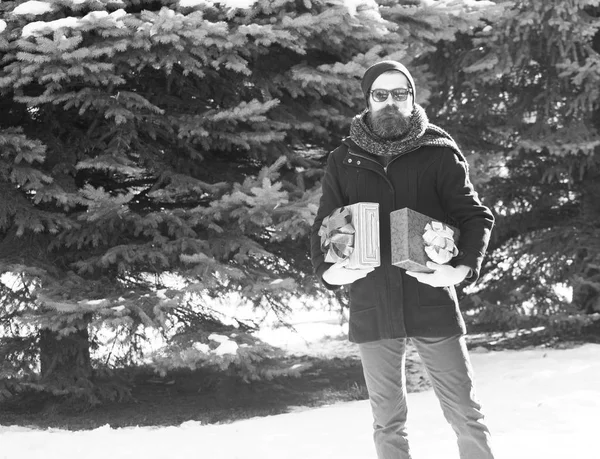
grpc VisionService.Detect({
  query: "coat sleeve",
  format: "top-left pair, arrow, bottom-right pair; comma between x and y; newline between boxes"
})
310,148 -> 348,290
435,150 -> 494,283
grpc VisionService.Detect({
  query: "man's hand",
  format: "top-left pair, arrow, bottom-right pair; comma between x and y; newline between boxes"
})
406,262 -> 471,287
323,260 -> 375,286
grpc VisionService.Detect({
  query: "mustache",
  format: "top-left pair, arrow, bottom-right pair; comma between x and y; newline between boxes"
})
373,106 -> 402,118
381,106 -> 400,114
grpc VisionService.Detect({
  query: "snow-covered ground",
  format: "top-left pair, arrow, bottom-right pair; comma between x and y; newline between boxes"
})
1,339 -> 598,459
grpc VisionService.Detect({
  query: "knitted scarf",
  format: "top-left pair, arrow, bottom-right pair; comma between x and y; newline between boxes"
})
349,104 -> 465,163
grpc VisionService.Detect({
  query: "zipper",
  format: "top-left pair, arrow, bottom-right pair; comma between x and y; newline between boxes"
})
383,145 -> 420,174
349,145 -> 421,338
348,146 -> 420,210
348,150 -> 384,169
384,147 -> 419,337
347,147 -> 419,338
347,151 -> 395,193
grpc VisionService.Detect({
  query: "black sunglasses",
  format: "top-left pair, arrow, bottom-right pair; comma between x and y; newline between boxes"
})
370,88 -> 412,103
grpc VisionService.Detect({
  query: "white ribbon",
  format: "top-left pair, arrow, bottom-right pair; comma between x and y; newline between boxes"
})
422,221 -> 459,264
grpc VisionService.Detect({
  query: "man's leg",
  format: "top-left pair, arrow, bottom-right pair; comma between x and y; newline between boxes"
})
412,334 -> 495,459
358,338 -> 412,459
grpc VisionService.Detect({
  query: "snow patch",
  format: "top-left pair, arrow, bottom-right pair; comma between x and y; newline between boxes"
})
213,340 -> 238,356
179,0 -> 258,8
21,9 -> 127,37
0,344 -> 599,458
22,17 -> 79,37
207,333 -> 229,343
192,342 -> 210,353
13,1 -> 54,16
207,333 -> 239,355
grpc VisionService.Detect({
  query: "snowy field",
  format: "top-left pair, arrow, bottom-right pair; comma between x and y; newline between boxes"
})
1,330 -> 598,459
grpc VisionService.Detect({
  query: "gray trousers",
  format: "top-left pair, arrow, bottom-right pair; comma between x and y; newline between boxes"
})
358,335 -> 495,459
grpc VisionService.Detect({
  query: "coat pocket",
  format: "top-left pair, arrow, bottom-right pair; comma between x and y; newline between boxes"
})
417,283 -> 457,308
349,276 -> 377,312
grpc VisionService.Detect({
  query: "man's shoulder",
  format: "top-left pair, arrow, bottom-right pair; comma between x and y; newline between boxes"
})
326,139 -> 352,161
331,143 -> 350,155
416,144 -> 466,165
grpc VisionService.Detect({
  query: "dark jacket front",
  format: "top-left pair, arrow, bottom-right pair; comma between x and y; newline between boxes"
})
310,138 -> 494,343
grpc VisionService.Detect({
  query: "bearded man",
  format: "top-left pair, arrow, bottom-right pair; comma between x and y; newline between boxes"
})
310,61 -> 497,459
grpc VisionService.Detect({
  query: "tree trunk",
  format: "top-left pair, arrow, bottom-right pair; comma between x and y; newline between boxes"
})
39,325 -> 92,383
571,173 -> 600,313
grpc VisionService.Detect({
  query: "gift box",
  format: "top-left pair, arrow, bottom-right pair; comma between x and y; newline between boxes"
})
390,207 -> 460,273
346,202 -> 380,269
318,202 -> 380,269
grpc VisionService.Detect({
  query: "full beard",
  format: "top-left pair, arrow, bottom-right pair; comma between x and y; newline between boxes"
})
368,107 -> 412,140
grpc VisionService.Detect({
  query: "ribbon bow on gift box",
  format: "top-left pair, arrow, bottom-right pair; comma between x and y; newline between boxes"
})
422,221 -> 459,264
318,207 -> 355,263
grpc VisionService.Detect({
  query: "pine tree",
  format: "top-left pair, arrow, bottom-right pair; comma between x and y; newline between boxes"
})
425,0 -> 600,328
0,0 -> 501,404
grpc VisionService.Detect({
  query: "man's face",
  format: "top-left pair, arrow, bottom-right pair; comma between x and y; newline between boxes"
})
367,71 -> 414,139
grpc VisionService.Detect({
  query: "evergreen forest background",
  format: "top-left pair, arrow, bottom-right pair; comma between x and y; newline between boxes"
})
0,0 -> 599,412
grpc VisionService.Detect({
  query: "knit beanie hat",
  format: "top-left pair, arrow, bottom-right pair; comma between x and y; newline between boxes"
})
361,60 -> 416,105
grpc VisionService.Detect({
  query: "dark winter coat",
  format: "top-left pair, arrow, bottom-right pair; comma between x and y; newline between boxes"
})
310,138 -> 494,343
